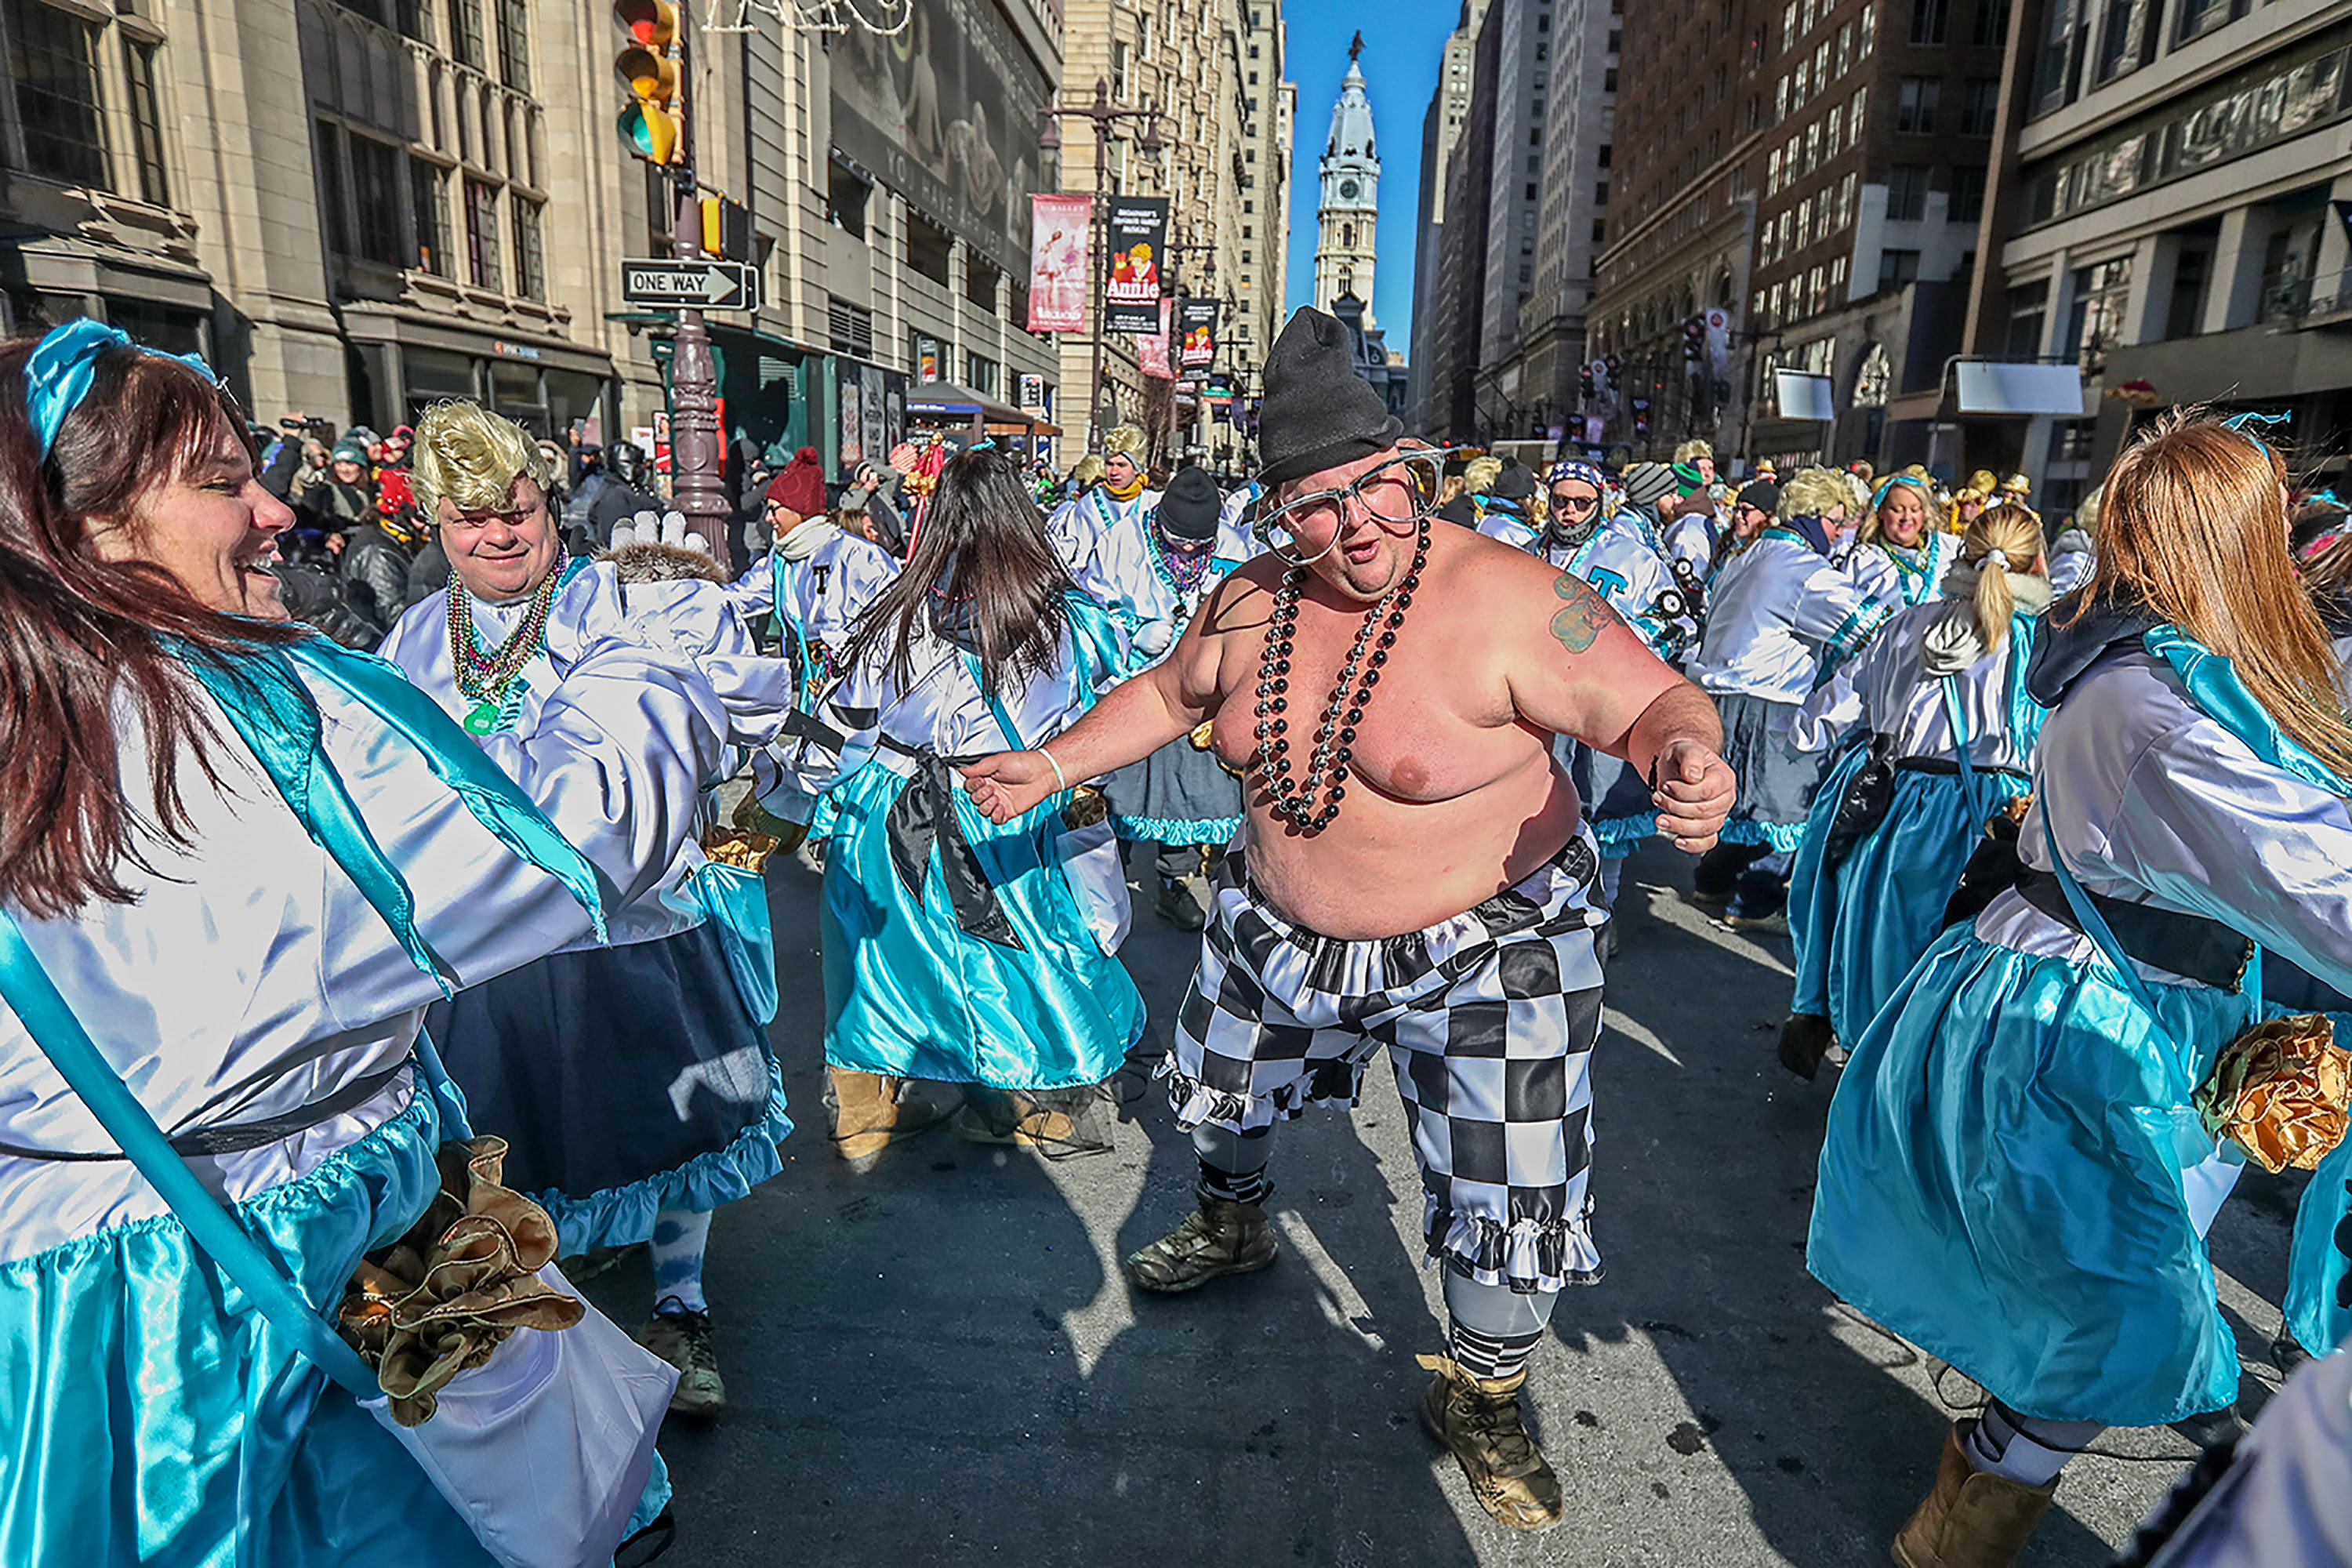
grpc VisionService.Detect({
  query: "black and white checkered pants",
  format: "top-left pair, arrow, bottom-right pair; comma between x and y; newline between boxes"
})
1157,836 -> 1609,1294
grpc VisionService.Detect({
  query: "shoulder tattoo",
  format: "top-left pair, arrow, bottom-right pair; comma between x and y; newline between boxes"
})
1549,571 -> 1622,655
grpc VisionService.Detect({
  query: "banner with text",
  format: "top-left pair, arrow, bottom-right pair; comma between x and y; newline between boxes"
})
1178,297 -> 1220,372
1104,196 -> 1169,334
1027,194 -> 1091,332
1140,297 -> 1175,380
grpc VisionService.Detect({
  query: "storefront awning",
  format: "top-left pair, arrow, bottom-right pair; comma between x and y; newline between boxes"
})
907,381 -> 1037,426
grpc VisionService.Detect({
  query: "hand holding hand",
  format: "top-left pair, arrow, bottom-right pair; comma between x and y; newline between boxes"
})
960,750 -> 1062,825
1652,739 -> 1737,852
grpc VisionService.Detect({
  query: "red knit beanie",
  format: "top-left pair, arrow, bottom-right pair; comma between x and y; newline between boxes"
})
765,447 -> 825,518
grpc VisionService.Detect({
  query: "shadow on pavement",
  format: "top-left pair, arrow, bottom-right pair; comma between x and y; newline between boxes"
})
625,842 -> 1483,1566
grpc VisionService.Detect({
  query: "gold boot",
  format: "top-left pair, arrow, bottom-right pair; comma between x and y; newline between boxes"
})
826,1066 -> 949,1171
1416,1353 -> 1564,1533
1891,1424 -> 2056,1568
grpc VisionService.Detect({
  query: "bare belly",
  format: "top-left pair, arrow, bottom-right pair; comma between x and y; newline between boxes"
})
1236,753 -> 1584,940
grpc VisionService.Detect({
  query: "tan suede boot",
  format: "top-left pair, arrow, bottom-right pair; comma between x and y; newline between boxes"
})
826,1066 -> 949,1171
1124,1185 -> 1278,1293
1416,1353 -> 1564,1533
1891,1424 -> 2057,1568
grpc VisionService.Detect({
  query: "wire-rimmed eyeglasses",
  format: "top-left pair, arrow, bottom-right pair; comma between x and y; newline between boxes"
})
1254,448 -> 1457,566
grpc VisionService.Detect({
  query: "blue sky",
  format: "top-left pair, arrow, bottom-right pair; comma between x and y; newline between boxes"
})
1280,2 -> 1462,348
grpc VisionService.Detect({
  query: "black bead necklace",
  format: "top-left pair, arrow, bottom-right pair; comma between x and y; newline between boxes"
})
1254,519 -> 1431,832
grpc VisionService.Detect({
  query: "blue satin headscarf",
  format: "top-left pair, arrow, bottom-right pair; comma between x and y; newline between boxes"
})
22,318 -> 218,460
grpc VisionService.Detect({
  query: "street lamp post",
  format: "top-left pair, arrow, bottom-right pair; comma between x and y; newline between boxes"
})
1038,80 -> 1163,454
1163,226 -> 1217,466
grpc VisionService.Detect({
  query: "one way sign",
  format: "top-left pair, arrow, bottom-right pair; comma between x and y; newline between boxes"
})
619,259 -> 760,312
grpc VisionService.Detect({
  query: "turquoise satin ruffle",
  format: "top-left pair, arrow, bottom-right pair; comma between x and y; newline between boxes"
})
1789,760 -> 2027,1037
1720,818 -> 1807,851
1809,924 -> 2256,1425
1110,812 -> 1243,844
0,1090 -> 506,1567
535,1053 -> 793,1256
820,764 -> 1145,1087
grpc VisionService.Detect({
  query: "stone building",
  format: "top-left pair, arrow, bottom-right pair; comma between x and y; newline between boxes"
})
1585,0 -> 2004,467
1945,0 -> 2352,510
0,0 -> 1073,484
1051,0 -> 1288,458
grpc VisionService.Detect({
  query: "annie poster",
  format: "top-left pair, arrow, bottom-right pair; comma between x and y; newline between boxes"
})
1104,195 -> 1168,335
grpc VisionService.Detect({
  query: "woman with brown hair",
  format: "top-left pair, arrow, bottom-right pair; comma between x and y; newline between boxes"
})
1809,416 -> 2352,1568
1778,503 -> 2053,1080
0,322 -> 729,1561
797,444 -> 1144,1156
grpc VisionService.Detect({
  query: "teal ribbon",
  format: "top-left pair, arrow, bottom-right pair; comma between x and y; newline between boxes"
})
2141,625 -> 2352,799
24,319 -> 216,459
180,635 -> 607,994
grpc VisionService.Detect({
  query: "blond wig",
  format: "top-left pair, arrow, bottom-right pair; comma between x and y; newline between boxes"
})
409,400 -> 551,518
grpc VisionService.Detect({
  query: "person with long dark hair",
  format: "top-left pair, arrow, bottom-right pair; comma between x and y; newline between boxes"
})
797,444 -> 1143,1159
1810,416 -> 2352,1567
0,321 -> 728,1562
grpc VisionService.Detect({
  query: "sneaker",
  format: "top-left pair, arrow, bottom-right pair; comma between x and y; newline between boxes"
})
1777,1012 -> 1836,1081
1686,885 -> 1733,913
638,1299 -> 725,1421
1124,1186 -> 1279,1293
1416,1355 -> 1563,1533
1726,908 -> 1791,936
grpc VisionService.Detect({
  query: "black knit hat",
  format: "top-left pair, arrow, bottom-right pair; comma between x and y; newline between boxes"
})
1254,307 -> 1403,487
1491,460 -> 1534,502
1158,465 -> 1222,540
1736,480 -> 1781,514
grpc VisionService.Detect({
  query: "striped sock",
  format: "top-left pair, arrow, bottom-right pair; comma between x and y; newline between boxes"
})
650,1207 -> 713,1316
1197,1158 -> 1271,1207
1448,1318 -> 1545,1381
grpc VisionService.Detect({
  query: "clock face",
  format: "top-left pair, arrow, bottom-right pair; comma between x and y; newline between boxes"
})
1339,178 -> 1359,200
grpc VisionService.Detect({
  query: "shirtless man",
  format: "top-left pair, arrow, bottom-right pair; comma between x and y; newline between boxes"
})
964,308 -> 1734,1533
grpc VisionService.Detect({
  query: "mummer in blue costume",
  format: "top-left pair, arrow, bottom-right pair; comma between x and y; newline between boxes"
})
0,321 -> 724,1565
1809,416 -> 2352,1568
383,401 -> 797,1424
1777,502 -> 2052,1080
797,444 -> 1145,1158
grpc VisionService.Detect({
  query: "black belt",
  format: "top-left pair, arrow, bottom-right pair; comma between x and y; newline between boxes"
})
1893,756 -> 2029,782
2013,867 -> 2252,992
0,1061 -> 412,1163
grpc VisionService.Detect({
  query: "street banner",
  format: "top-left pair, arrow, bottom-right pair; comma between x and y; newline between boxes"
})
1178,298 -> 1220,372
1140,296 -> 1175,380
1028,194 -> 1091,332
1105,196 -> 1169,334
1704,307 -> 1733,379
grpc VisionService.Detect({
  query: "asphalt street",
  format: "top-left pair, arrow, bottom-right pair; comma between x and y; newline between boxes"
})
586,840 -> 2306,1568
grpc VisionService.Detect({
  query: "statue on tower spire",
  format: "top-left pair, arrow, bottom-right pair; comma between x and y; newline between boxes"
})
1348,30 -> 1363,61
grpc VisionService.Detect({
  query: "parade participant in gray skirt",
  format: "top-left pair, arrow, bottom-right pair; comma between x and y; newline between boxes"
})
1092,464 -> 1254,927
964,307 -> 1735,1534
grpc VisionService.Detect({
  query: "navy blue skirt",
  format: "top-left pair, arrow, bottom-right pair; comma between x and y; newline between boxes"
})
424,918 -> 790,1252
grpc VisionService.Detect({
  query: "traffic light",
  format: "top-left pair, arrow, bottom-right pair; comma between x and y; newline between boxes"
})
1682,316 -> 1705,365
699,194 -> 752,261
615,0 -> 683,165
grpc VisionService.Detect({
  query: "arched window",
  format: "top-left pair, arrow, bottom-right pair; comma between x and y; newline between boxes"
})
1341,222 -> 1355,248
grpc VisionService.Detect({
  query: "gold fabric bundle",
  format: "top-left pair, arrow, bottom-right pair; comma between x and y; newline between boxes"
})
339,1137 -> 583,1426
2194,1014 -> 2352,1174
